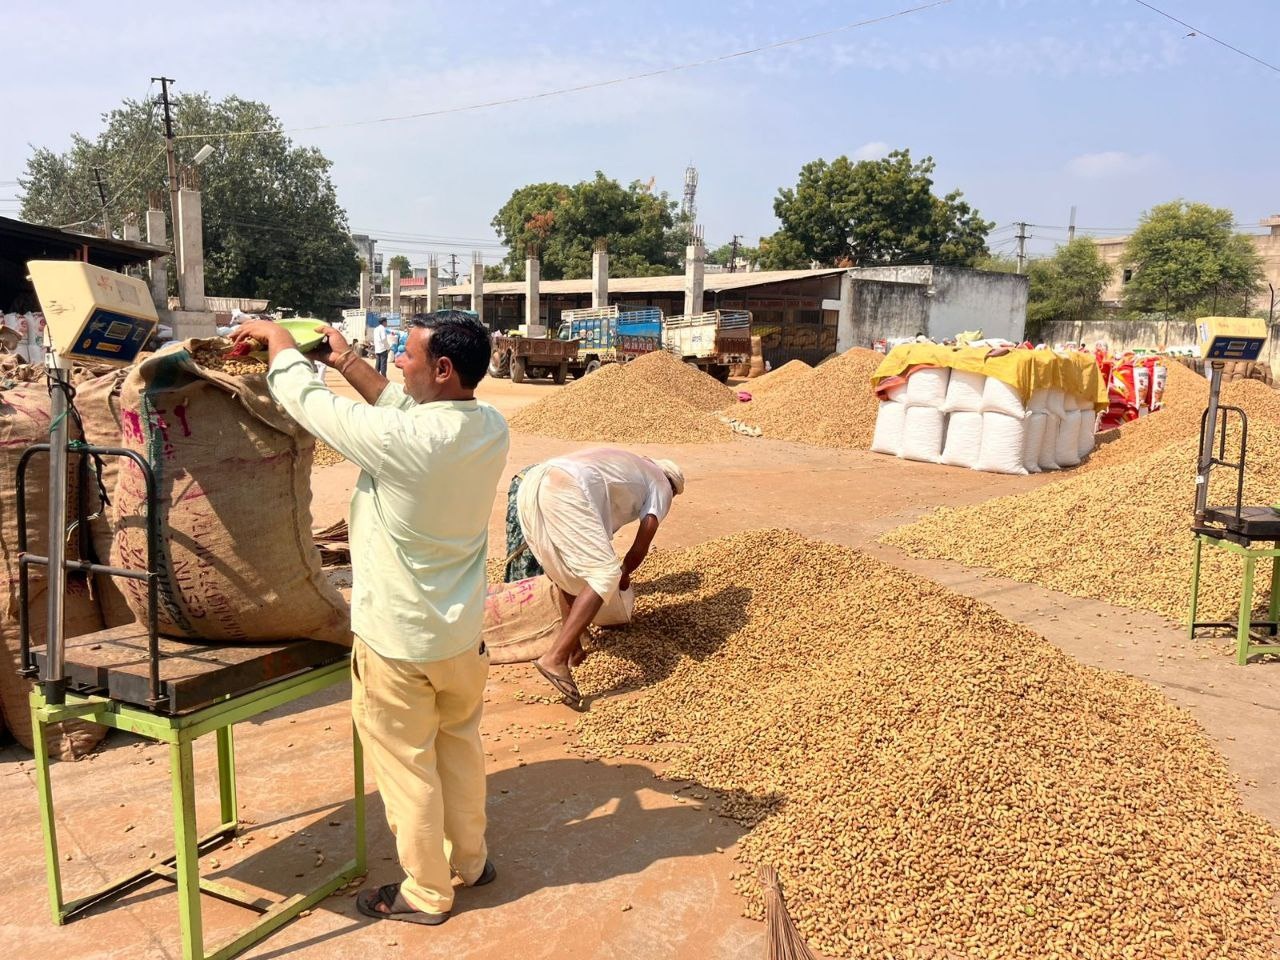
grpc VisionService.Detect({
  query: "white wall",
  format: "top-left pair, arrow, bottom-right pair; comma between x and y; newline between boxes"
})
926,268 -> 1029,342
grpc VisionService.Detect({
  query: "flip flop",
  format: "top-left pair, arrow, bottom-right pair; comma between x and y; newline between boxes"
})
535,662 -> 584,710
356,881 -> 450,925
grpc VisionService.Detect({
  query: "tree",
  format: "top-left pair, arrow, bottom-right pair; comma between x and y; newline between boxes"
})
490,172 -> 683,280
756,229 -> 810,270
19,93 -> 360,317
386,254 -> 412,277
970,253 -> 1019,274
1025,238 -> 1112,330
1122,201 -> 1263,317
707,240 -> 760,270
769,150 -> 992,267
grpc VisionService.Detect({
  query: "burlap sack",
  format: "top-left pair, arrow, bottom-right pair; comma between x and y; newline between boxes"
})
0,383 -> 108,758
483,576 -> 569,665
76,368 -> 136,627
110,341 -> 351,644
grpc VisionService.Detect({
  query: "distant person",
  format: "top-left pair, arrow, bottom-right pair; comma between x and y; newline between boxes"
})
504,447 -> 684,709
373,317 -> 391,376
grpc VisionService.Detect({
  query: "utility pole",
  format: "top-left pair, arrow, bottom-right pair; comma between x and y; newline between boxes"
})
728,234 -> 742,273
447,253 -> 459,286
152,76 -> 181,278
92,167 -> 111,236
1015,222 -> 1029,274
1067,206 -> 1077,242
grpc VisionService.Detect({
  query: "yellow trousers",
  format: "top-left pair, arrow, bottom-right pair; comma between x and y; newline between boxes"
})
352,636 -> 490,914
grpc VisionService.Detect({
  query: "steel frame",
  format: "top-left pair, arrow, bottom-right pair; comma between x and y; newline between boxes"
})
30,659 -> 366,960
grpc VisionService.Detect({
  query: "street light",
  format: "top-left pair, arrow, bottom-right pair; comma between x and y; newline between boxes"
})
192,144 -> 214,166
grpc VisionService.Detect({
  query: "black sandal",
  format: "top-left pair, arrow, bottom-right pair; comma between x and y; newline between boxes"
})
356,881 -> 450,925
535,662 -> 584,710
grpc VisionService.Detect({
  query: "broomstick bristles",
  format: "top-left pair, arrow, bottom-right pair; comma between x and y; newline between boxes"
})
759,863 -> 821,960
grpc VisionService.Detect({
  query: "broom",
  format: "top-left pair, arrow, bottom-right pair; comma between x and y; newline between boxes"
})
758,864 -> 820,960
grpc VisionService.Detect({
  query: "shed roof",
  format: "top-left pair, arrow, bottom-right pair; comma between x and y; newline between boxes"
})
0,216 -> 166,269
430,267 -> 847,298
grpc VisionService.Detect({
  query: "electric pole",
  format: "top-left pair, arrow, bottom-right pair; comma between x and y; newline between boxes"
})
447,253 -> 459,286
1015,222 -> 1028,274
92,167 -> 111,237
729,234 -> 742,273
152,76 -> 180,277
1067,206 -> 1077,242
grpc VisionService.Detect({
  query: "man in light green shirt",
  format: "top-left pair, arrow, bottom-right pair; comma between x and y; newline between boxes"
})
233,311 -> 509,926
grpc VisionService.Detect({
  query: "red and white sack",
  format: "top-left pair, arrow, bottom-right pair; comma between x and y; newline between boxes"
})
940,411 -> 983,468
976,412 -> 1028,475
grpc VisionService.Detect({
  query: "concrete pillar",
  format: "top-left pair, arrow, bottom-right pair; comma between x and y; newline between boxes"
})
145,207 -> 169,311
359,272 -> 371,310
470,254 -> 485,326
836,271 -> 856,353
592,248 -> 609,309
427,265 -> 439,312
122,216 -> 140,242
176,186 -> 205,312
525,257 -> 544,336
389,268 -> 401,317
683,241 -> 705,317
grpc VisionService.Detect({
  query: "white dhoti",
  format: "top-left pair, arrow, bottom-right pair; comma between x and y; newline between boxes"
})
515,463 -> 635,626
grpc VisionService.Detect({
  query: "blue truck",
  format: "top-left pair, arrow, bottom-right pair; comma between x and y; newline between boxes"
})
557,305 -> 664,377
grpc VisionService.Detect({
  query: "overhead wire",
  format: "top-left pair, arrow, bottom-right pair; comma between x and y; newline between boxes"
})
1130,0 -> 1280,74
172,0 -> 953,142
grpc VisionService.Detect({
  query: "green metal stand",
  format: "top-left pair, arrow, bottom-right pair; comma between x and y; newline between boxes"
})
30,659 -> 366,960
1188,533 -> 1280,664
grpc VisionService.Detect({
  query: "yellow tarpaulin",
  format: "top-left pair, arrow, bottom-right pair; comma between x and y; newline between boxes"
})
871,343 -> 1109,410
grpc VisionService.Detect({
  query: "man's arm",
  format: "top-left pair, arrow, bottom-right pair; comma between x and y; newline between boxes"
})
619,514 -> 660,591
309,324 -> 389,405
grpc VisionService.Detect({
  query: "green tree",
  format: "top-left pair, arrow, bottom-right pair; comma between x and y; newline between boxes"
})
707,240 -> 760,270
386,254 -> 412,277
490,172 -> 682,280
1121,201 -> 1263,317
971,253 -> 1020,274
19,93 -> 359,317
756,229 -> 810,270
769,150 -> 992,267
1025,238 -> 1113,331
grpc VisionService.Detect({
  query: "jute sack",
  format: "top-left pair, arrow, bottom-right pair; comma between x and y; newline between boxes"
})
76,368 -> 136,627
0,383 -> 108,758
110,341 -> 351,644
483,576 -> 569,664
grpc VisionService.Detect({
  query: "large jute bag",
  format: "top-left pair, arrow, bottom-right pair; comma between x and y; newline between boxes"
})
0,382 -> 108,758
483,576 -> 569,664
110,341 -> 351,644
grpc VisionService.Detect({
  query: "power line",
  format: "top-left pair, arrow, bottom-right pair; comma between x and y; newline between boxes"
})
56,147 -> 167,229
1130,0 -> 1280,75
173,0 -> 952,143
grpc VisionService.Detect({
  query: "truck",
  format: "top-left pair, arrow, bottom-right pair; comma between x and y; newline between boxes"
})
662,309 -> 753,382
557,305 -> 664,378
488,329 -> 581,384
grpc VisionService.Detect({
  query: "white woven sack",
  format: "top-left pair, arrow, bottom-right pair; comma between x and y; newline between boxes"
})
1064,392 -> 1089,412
1045,388 -> 1067,419
1023,412 -> 1047,474
1038,414 -> 1061,471
942,370 -> 986,413
981,376 -> 1026,418
940,411 -> 983,468
1028,389 -> 1050,413
1055,410 -> 1083,467
884,381 -> 907,404
1077,407 -> 1097,459
905,367 -> 951,408
901,405 -> 946,463
870,401 -> 907,456
976,412 -> 1028,475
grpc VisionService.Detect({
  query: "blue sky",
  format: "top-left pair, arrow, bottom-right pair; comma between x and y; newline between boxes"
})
2,0 -> 1277,267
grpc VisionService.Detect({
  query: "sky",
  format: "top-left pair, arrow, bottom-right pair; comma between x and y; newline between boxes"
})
2,0 -> 1278,268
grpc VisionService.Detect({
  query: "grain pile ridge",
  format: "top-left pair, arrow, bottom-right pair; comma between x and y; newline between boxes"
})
737,359 -> 812,399
885,378 -> 1280,625
736,348 -> 882,449
509,356 -> 730,444
570,529 -> 1280,959
626,348 -> 737,411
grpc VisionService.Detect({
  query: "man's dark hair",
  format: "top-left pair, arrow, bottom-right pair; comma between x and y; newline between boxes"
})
410,310 -> 491,388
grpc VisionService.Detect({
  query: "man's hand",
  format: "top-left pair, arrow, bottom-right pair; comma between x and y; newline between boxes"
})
231,319 -> 294,352
619,570 -> 631,592
311,325 -> 352,367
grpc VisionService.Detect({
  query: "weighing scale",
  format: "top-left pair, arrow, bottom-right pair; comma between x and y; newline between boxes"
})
1186,316 -> 1280,663
18,261 -> 365,960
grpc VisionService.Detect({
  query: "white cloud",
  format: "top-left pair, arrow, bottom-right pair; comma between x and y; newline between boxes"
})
852,141 -> 891,162
1066,151 -> 1158,179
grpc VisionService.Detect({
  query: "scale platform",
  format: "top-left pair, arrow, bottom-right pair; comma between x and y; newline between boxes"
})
33,624 -> 350,715
1194,505 -> 1280,547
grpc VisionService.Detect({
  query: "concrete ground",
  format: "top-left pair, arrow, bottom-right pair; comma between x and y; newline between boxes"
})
2,369 -> 1276,959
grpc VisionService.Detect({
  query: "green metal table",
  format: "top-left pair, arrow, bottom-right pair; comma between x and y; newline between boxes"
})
1188,533 -> 1280,664
30,650 -> 366,960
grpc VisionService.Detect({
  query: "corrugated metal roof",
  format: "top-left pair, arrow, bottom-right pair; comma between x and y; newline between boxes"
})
422,267 -> 847,299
